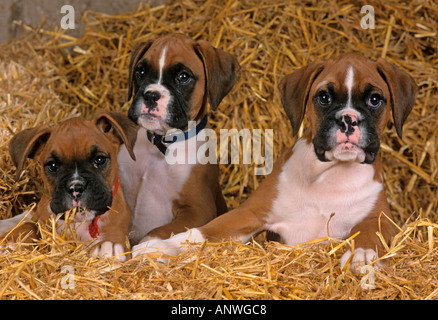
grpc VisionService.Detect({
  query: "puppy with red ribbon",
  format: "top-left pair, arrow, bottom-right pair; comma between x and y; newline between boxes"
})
0,112 -> 137,261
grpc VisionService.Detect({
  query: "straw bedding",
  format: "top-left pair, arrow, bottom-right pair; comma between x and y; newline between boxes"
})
0,0 -> 437,300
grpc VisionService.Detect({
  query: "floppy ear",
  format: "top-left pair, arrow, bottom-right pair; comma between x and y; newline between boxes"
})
278,59 -> 326,136
127,38 -> 157,101
9,125 -> 52,181
376,58 -> 418,138
93,111 -> 138,161
194,40 -> 240,110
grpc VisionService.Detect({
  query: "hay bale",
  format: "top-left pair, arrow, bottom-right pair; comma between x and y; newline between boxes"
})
0,0 -> 437,299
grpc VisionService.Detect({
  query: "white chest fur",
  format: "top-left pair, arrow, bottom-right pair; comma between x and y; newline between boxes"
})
118,129 -> 198,244
266,139 -> 382,245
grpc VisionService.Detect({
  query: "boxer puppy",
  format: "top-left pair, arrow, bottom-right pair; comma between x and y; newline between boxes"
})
131,53 -> 417,272
0,112 -> 137,262
117,34 -> 240,247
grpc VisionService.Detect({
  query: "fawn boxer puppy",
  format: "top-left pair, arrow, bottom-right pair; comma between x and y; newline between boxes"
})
1,112 -> 137,262
130,53 -> 417,272
117,34 -> 240,247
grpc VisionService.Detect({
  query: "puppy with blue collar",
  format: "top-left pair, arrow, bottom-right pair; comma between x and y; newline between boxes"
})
117,34 -> 240,248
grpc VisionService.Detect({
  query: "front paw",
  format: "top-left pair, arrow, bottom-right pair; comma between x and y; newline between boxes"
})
0,243 -> 16,255
132,238 -> 181,263
340,248 -> 385,272
91,241 -> 127,262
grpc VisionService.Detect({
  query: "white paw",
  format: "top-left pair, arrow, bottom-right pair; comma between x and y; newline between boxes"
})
131,229 -> 206,263
0,243 -> 16,255
131,238 -> 181,263
92,241 -> 126,262
340,248 -> 384,272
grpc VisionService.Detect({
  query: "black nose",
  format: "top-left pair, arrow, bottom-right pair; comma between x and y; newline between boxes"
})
144,90 -> 161,108
68,181 -> 85,199
337,115 -> 357,136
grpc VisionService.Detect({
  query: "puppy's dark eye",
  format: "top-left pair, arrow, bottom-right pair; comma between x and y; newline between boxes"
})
367,94 -> 382,108
93,155 -> 108,168
135,68 -> 145,80
177,71 -> 191,84
45,161 -> 59,173
317,91 -> 332,106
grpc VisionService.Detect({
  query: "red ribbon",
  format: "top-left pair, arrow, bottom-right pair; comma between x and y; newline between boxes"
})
88,175 -> 120,238
112,174 -> 120,198
88,215 -> 101,238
